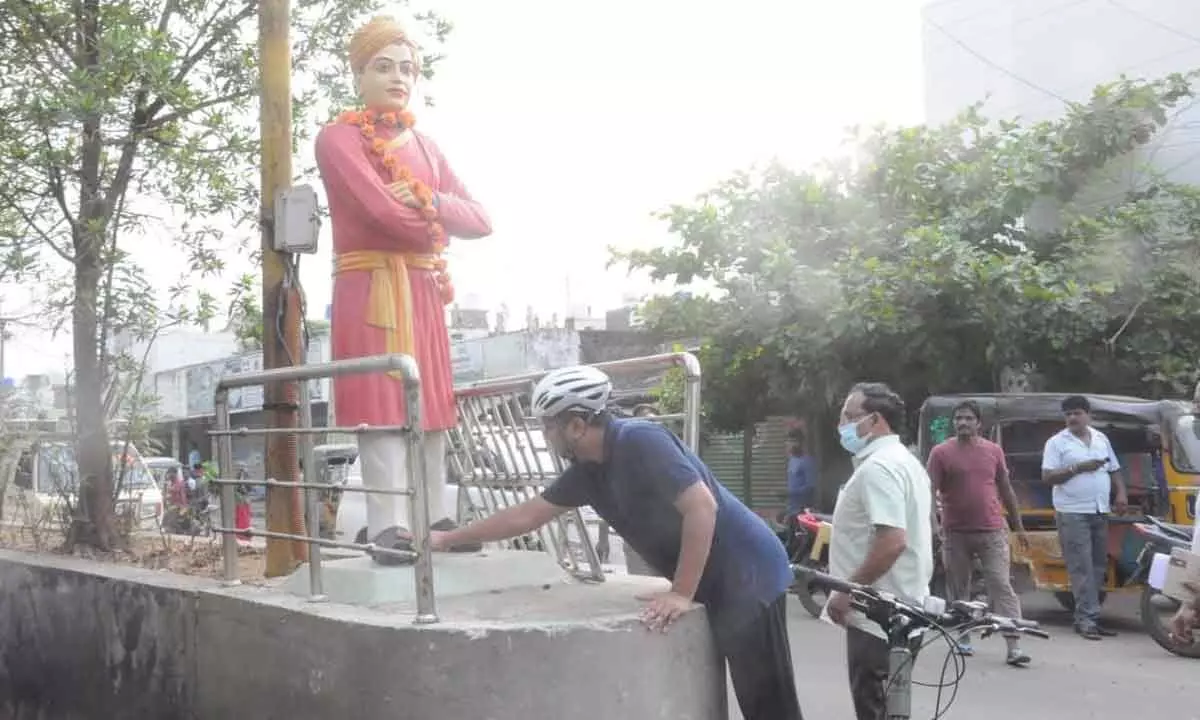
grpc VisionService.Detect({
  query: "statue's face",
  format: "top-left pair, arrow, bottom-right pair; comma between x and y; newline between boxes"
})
356,42 -> 418,111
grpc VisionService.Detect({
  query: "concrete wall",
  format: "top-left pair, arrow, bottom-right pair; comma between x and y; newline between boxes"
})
0,551 -> 726,720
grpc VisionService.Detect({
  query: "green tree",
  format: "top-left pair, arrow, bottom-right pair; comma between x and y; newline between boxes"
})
618,71 -> 1200,472
0,1 -> 449,548
226,272 -> 264,352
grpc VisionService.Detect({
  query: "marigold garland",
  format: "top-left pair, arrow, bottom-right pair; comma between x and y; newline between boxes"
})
337,108 -> 455,305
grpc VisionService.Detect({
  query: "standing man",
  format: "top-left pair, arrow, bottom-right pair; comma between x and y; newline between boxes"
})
1041,395 -> 1127,640
786,427 -> 817,515
926,400 -> 1030,666
187,443 -> 202,471
430,366 -> 804,720
827,382 -> 933,720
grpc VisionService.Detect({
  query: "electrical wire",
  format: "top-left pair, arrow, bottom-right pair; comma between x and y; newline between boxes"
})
922,13 -> 1071,106
267,244 -> 313,552
1103,0 -> 1200,46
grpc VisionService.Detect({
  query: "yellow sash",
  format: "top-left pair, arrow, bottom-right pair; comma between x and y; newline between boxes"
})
334,250 -> 440,379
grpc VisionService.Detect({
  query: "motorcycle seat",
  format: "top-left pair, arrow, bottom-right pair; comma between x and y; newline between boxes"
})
1146,516 -> 1194,542
1137,523 -> 1193,547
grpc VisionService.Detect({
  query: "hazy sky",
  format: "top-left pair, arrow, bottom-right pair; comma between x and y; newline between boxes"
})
5,0 -> 927,379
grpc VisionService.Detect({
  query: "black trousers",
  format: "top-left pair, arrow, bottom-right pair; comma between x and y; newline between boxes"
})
846,626 -> 923,720
719,593 -> 804,720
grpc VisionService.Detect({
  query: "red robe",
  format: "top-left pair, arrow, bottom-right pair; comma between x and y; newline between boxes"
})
315,122 -> 491,431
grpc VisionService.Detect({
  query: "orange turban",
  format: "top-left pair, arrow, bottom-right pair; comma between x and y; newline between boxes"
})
348,16 -> 419,74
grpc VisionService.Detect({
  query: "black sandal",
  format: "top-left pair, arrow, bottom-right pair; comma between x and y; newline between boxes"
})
367,526 -> 417,566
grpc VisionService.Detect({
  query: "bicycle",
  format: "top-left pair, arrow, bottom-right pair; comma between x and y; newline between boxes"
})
794,566 -> 1050,720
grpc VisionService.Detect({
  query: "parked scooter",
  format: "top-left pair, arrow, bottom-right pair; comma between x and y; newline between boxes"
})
1131,515 -> 1199,658
778,510 -> 833,618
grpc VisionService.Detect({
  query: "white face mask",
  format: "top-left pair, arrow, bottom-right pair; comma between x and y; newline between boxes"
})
838,415 -> 872,455
837,423 -> 863,455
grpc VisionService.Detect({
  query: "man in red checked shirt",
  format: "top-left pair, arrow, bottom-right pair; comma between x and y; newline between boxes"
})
926,399 -> 1031,667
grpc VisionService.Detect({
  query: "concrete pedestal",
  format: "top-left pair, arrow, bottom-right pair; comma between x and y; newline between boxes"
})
279,549 -> 569,606
625,546 -> 660,577
0,551 -> 728,720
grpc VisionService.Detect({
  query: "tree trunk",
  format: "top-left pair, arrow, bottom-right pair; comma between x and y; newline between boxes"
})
813,406 -> 850,512
741,420 -> 755,508
71,257 -> 116,550
68,0 -> 117,550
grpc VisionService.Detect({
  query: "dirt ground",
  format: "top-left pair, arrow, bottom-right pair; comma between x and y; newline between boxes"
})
0,523 -> 270,583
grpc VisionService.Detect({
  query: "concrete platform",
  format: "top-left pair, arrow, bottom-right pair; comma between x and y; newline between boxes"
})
0,549 -> 728,720
279,548 -> 571,606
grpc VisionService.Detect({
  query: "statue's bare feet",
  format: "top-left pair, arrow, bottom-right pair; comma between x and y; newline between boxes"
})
431,518 -> 483,552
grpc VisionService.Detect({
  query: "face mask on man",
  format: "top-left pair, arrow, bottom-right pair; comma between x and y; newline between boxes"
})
838,415 -> 873,455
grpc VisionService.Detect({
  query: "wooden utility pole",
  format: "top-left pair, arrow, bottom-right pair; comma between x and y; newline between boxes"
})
259,0 -> 307,576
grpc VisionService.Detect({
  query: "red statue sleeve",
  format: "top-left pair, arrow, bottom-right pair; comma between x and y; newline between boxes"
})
425,137 -> 493,240
315,124 -> 435,252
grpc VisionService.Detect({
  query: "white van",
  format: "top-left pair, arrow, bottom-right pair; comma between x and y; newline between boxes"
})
6,439 -> 163,530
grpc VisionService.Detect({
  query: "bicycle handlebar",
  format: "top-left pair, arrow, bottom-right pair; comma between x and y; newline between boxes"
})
794,565 -> 1050,640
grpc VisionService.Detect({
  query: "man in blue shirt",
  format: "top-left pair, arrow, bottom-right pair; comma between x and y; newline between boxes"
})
431,365 -> 803,720
786,427 -> 817,515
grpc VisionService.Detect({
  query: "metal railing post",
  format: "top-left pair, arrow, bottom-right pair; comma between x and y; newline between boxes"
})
215,392 -> 240,586
298,378 -> 325,601
403,368 -> 438,625
207,353 -> 432,622
679,352 -> 703,452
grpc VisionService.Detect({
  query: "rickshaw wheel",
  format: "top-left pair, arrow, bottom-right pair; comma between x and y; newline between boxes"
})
1054,591 -> 1107,612
1141,586 -> 1200,659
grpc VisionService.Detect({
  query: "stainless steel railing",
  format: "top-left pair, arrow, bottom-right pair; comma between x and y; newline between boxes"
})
448,352 -> 702,581
453,352 -> 703,450
208,353 -> 440,624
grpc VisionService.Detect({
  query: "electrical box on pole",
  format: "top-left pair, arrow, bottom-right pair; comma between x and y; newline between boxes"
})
273,184 -> 321,254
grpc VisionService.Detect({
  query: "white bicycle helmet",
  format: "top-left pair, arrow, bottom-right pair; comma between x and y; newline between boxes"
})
530,365 -> 613,419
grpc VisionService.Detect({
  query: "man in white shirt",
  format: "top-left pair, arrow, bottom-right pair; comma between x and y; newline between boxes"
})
827,382 -> 934,720
1041,395 -> 1128,640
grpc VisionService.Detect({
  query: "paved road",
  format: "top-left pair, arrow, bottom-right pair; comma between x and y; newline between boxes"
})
230,507 -> 1195,718
733,592 -> 1197,720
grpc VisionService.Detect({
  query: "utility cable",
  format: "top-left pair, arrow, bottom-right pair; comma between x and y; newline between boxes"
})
1103,0 -> 1200,47
922,13 -> 1071,106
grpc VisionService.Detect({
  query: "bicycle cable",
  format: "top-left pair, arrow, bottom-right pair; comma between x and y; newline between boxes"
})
878,616 -> 971,719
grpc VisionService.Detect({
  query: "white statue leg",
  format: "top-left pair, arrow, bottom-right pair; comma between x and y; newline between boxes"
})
421,430 -> 480,550
357,432 -> 408,538
421,430 -> 449,525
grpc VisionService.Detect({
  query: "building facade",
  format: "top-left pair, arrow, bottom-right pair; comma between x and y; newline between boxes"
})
922,0 -> 1200,184
142,326 -> 672,474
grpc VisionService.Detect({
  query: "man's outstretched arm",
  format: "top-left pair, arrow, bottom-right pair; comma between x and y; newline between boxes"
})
433,497 -> 564,550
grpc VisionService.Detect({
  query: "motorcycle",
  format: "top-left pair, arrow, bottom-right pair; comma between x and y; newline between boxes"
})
778,510 -> 833,618
1130,515 -> 1199,658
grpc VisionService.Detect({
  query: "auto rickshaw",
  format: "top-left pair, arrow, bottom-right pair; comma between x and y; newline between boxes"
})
917,394 -> 1199,612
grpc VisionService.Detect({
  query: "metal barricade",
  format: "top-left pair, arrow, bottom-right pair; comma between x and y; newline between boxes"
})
207,354 -> 440,624
448,352 -> 702,582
